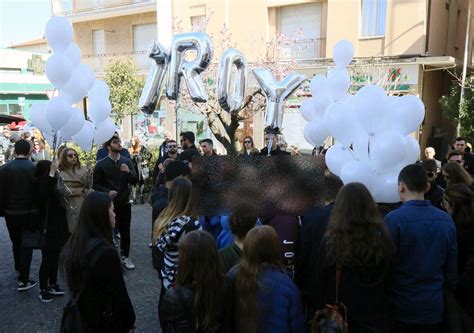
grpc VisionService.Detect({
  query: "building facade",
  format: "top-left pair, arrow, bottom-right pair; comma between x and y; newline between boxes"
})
0,48 -> 53,122
52,0 -> 473,154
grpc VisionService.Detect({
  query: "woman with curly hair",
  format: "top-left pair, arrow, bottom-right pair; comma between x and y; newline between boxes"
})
442,161 -> 473,189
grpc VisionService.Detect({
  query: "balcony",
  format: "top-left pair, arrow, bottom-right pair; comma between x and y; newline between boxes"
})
271,38 -> 326,61
51,0 -> 156,22
82,50 -> 151,75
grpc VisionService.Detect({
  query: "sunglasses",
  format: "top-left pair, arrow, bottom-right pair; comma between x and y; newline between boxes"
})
426,171 -> 435,178
450,159 -> 462,164
67,153 -> 78,158
168,145 -> 177,149
244,141 -> 252,144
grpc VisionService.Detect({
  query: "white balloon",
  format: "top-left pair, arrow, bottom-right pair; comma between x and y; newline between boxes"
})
89,80 -> 110,100
46,96 -> 72,131
61,67 -> 90,104
323,102 -> 354,147
327,68 -> 351,101
369,130 -> 407,172
29,103 -> 49,130
94,118 -> 117,145
76,64 -> 95,91
390,95 -> 425,135
45,16 -> 73,53
333,39 -> 354,68
304,120 -> 329,148
300,99 -> 317,122
88,98 -> 112,124
325,143 -> 355,176
63,43 -> 81,68
372,172 -> 400,203
60,107 -> 85,139
72,121 -> 95,152
353,84 -> 388,134
340,160 -> 375,191
312,96 -> 331,120
309,75 -> 328,97
402,135 -> 421,165
45,54 -> 73,90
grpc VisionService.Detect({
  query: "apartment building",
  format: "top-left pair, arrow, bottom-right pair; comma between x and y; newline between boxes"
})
52,0 -> 473,153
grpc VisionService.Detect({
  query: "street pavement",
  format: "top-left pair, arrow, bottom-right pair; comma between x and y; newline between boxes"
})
0,204 -> 162,332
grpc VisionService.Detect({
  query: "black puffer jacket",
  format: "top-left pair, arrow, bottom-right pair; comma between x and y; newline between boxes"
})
160,278 -> 233,333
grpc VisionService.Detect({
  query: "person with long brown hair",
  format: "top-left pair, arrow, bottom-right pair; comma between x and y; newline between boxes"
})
230,225 -> 306,333
161,230 -> 232,332
128,135 -> 151,204
58,147 -> 89,232
60,191 -> 135,332
442,161 -> 473,188
154,177 -> 201,328
443,184 -> 474,323
312,182 -> 392,332
238,136 -> 259,157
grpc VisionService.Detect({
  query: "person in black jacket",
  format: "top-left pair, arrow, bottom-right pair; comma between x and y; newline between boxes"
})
161,230 -> 232,333
93,135 -> 137,270
35,160 -> 69,302
61,191 -> 135,332
177,131 -> 200,166
259,132 -> 290,156
312,183 -> 392,333
421,159 -> 444,209
0,139 -> 38,291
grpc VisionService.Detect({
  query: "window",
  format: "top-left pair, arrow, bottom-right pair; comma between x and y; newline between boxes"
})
133,23 -> 157,70
190,15 -> 206,30
278,3 -> 322,59
92,30 -> 106,55
361,0 -> 387,37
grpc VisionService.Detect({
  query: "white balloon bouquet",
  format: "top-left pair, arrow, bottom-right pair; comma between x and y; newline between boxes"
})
29,16 -> 117,154
302,40 -> 424,203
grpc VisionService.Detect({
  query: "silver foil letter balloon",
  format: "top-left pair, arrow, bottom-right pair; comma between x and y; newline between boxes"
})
166,32 -> 213,103
139,41 -> 170,115
217,48 -> 248,113
252,69 -> 306,131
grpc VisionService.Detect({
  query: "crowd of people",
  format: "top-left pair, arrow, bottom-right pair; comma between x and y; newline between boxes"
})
0,126 -> 473,332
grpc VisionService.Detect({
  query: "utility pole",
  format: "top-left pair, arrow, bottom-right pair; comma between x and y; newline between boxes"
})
458,0 -> 472,135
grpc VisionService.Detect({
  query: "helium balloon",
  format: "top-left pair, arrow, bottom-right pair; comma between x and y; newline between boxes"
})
72,121 -> 95,152
139,41 -> 170,114
304,119 -> 329,148
89,80 -> 110,100
323,102 -> 354,147
60,107 -> 85,139
94,118 -> 116,145
217,48 -> 248,113
88,98 -> 112,124
300,98 -> 318,122
45,16 -> 73,53
63,43 -> 81,68
61,67 -> 90,104
309,75 -> 328,97
369,130 -> 407,172
340,160 -> 375,191
45,54 -> 73,90
390,95 -> 425,135
372,172 -> 400,203
46,96 -> 72,131
332,39 -> 354,68
327,68 -> 351,101
166,32 -> 213,103
325,143 -> 355,176
253,68 -> 306,131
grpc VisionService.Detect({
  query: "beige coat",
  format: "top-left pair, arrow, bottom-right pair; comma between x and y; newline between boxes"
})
59,166 -> 90,232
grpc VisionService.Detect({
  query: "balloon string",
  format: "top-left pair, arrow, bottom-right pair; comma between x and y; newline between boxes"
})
175,94 -> 181,141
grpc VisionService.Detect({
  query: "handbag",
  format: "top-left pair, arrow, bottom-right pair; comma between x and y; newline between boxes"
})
310,268 -> 348,333
141,165 -> 150,181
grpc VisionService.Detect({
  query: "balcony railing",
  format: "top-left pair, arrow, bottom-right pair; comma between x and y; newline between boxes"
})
82,50 -> 151,74
52,0 -> 155,16
267,38 -> 326,60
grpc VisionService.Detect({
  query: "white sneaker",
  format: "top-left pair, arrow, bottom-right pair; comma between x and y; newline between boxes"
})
122,257 -> 135,270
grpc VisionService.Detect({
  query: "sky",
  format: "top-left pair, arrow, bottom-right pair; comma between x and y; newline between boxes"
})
0,0 -> 52,47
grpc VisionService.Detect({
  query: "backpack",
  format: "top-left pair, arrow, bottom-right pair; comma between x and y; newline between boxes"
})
60,238 -> 109,333
310,268 -> 348,333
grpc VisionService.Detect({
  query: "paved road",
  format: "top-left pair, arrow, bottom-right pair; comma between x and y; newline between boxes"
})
0,204 -> 162,332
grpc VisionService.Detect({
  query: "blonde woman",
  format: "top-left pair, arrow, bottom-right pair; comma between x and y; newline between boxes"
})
129,136 -> 151,204
58,148 -> 89,232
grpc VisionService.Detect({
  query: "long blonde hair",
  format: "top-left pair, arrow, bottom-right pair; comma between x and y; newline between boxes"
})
152,177 -> 193,242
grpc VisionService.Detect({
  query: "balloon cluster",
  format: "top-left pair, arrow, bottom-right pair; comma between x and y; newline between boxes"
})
302,40 -> 424,203
140,32 -> 306,134
30,16 -> 116,152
